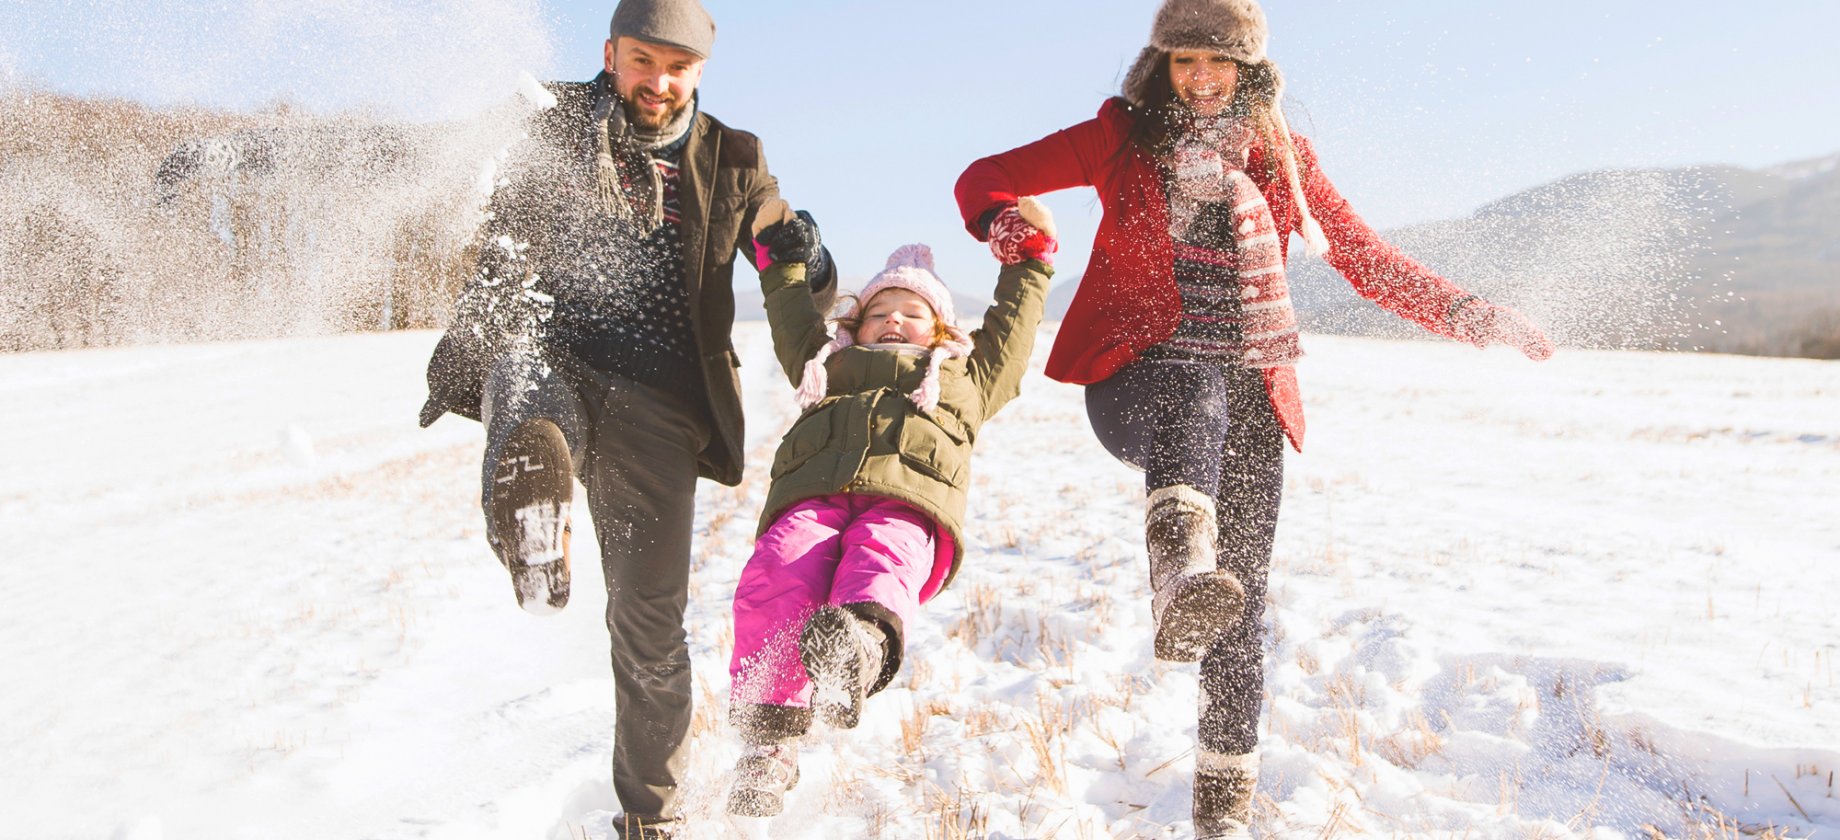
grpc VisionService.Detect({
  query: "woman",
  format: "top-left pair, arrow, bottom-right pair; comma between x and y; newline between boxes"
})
954,0 -> 1552,836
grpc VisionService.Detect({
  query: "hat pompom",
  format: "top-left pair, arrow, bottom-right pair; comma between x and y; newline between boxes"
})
884,243 -> 936,273
851,241 -> 960,336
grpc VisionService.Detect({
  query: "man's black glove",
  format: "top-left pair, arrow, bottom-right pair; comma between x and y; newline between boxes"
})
751,197 -> 831,288
755,209 -> 823,267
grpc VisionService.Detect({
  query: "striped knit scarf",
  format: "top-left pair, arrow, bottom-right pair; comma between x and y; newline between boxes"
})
1162,116 -> 1301,367
590,77 -> 696,234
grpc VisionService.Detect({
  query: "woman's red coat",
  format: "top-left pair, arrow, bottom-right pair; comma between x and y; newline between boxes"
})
956,99 -> 1474,452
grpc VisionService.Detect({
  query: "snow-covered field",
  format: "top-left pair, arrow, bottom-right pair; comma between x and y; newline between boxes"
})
3,324 -> 1837,839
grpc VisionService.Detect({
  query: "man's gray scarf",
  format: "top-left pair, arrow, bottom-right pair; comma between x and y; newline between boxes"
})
591,79 -> 696,234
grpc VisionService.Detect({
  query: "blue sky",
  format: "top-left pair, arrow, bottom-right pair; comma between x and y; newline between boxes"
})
4,0 -> 1837,290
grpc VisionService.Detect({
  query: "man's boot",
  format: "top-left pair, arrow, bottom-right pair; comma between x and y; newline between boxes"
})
1194,750 -> 1258,839
611,813 -> 678,840
798,605 -> 886,729
488,418 -> 572,614
726,740 -> 801,818
1147,485 -> 1244,661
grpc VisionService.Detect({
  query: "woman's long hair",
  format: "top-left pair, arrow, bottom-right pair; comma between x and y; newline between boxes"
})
1122,54 -> 1328,254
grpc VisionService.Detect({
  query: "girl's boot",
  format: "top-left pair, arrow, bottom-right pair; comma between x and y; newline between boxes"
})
726,740 -> 800,818
1146,485 -> 1245,661
1194,750 -> 1258,839
798,605 -> 886,729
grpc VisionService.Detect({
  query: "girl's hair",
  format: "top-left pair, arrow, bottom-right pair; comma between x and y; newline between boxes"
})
835,290 -> 954,347
1121,54 -> 1328,254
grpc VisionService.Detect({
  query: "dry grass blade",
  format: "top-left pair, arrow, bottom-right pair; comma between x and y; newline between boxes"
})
1769,775 -> 1812,822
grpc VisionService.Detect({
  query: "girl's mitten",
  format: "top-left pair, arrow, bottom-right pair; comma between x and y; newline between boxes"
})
987,196 -> 1058,266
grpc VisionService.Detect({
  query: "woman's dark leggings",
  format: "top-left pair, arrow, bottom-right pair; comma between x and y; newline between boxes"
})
1085,359 -> 1284,756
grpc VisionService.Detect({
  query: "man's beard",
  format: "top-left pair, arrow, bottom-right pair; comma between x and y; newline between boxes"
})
623,95 -> 691,132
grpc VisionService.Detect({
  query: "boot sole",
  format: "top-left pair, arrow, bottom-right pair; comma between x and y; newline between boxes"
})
1153,573 -> 1246,662
508,525 -> 570,616
490,420 -> 573,614
799,607 -> 865,729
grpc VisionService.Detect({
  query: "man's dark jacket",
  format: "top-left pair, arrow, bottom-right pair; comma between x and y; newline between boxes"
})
418,77 -> 833,486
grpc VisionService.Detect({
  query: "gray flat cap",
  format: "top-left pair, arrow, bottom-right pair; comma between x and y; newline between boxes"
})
610,0 -> 716,60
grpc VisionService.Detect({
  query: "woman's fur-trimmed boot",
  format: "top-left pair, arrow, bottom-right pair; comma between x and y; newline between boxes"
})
489,418 -> 573,615
1194,749 -> 1258,839
1146,485 -> 1245,661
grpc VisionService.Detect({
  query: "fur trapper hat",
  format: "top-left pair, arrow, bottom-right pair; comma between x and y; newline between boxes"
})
795,244 -> 974,414
1116,0 -> 1330,257
1123,0 -> 1269,107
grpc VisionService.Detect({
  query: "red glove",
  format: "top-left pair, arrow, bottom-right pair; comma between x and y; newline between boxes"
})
987,196 -> 1058,266
1452,299 -> 1555,361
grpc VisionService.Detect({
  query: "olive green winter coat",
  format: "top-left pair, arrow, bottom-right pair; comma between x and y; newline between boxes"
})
757,258 -> 1053,590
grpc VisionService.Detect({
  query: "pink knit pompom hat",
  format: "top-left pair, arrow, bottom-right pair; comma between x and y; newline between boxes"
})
794,244 -> 975,414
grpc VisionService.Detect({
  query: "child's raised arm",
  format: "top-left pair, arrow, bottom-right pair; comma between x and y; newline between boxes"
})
752,199 -> 838,386
965,197 -> 1058,417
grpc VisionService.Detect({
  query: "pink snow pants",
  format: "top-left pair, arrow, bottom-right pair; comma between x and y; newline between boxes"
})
729,494 -> 954,708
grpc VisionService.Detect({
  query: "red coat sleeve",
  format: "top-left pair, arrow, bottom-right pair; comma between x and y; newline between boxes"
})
1298,136 -> 1471,340
954,105 -> 1124,240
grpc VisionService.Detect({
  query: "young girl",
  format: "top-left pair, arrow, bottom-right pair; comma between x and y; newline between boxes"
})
723,198 -> 1057,818
954,1 -> 1553,836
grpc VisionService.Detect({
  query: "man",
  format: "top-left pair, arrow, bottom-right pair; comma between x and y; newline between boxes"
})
418,1 -> 834,835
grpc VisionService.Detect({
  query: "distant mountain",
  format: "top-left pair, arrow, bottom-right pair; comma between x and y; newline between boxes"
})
1286,152 -> 1840,357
